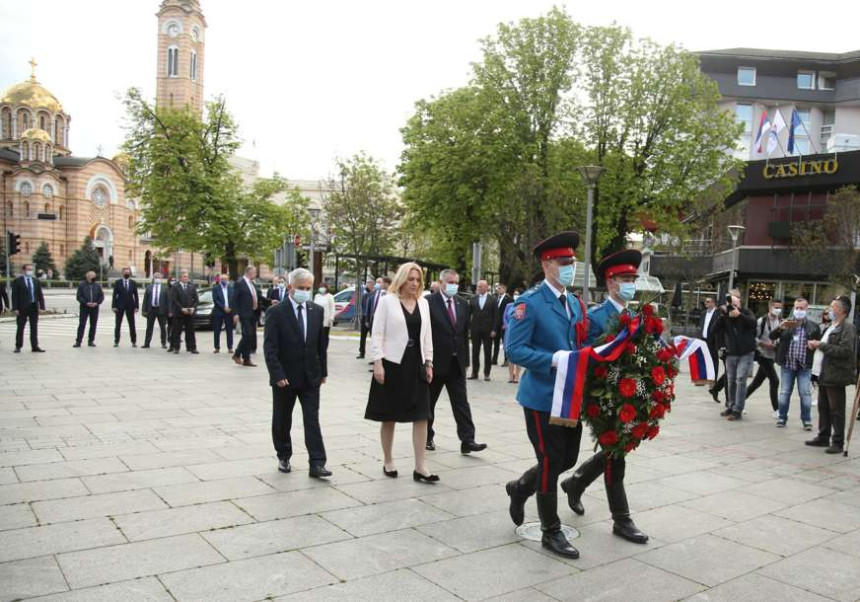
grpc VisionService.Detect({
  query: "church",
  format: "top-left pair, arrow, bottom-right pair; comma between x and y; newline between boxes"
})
0,0 -> 210,279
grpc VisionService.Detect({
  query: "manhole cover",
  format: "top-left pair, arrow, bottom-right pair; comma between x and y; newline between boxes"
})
515,522 -> 580,542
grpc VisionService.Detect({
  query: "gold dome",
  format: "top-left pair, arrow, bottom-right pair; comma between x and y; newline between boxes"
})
1,79 -> 64,113
21,128 -> 52,143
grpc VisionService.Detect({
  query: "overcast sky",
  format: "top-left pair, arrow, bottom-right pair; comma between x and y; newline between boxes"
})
2,0 -> 859,180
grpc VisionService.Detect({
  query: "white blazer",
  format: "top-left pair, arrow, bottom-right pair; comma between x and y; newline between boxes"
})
313,292 -> 336,327
370,293 -> 433,365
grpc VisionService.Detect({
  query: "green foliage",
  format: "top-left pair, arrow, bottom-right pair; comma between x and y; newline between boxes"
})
32,242 -> 56,276
122,89 -> 308,279
65,237 -> 101,282
399,9 -> 743,286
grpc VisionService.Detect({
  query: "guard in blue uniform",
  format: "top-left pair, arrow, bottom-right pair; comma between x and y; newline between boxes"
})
559,249 -> 649,544
504,231 -> 587,559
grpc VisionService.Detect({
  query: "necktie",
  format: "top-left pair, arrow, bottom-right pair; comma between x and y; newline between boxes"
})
89,284 -> 94,302
372,292 -> 380,313
559,293 -> 568,316
124,279 -> 128,291
27,277 -> 34,302
447,298 -> 456,328
250,281 -> 257,310
153,285 -> 159,307
297,303 -> 305,342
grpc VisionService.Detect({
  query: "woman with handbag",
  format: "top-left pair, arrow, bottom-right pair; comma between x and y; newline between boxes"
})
365,262 -> 438,482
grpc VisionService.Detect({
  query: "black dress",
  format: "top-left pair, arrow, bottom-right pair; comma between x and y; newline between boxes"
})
365,303 -> 431,422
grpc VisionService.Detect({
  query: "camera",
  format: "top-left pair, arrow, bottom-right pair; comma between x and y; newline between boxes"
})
724,294 -> 734,310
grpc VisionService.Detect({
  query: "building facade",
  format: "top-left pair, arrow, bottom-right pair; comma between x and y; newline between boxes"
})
651,48 -> 860,315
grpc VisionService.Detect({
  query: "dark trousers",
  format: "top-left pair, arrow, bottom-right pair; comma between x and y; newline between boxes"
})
272,384 -> 326,466
234,315 -> 256,360
358,321 -> 369,355
323,326 -> 331,351
76,306 -> 99,344
471,332 -> 493,377
15,303 -> 39,350
428,358 -> 477,443
817,385 -> 847,447
492,334 -> 505,364
167,316 -> 175,348
145,312 -> 167,347
114,307 -> 137,344
172,312 -> 196,351
212,309 -> 234,350
746,356 -> 780,410
522,408 -> 582,494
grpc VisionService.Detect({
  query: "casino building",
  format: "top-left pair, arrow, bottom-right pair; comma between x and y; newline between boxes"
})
651,47 -> 860,314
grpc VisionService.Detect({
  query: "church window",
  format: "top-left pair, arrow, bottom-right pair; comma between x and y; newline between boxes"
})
44,203 -> 51,214
128,216 -> 134,229
43,184 -> 53,198
39,114 -> 46,130
24,242 -> 29,254
20,181 -> 32,197
93,187 -> 107,207
20,111 -> 29,129
24,202 -> 30,217
168,47 -> 179,77
58,206 -> 64,220
191,51 -> 198,81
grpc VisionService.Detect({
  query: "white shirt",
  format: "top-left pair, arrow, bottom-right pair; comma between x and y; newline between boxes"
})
152,283 -> 161,306
702,308 -> 716,338
313,292 -> 336,327
543,280 -> 570,318
289,296 -> 308,341
243,277 -> 257,307
441,291 -> 457,321
220,283 -> 230,309
478,293 -> 487,310
608,296 -> 625,315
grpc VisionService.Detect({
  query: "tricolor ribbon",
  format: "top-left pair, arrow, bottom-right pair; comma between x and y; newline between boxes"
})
671,336 -> 716,384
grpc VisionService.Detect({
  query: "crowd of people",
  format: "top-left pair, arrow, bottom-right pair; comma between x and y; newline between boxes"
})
701,291 -> 859,453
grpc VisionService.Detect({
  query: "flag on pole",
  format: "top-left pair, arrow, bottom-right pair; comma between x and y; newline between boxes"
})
788,109 -> 803,154
767,109 -> 787,156
754,110 -> 771,153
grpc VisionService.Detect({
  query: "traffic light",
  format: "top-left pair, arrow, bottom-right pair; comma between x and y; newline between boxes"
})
295,249 -> 305,268
6,231 -> 21,256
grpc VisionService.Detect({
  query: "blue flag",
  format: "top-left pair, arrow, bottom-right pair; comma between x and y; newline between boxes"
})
788,109 -> 803,154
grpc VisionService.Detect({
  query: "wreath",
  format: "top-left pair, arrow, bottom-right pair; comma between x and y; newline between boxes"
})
582,304 -> 679,458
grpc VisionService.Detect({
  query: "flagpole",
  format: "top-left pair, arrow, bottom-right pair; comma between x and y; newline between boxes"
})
767,106 -> 790,159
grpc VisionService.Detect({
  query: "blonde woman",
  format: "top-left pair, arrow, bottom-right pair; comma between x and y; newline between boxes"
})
365,263 -> 438,482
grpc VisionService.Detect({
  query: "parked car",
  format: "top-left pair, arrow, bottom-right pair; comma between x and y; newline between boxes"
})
193,287 -> 215,330
334,287 -> 357,324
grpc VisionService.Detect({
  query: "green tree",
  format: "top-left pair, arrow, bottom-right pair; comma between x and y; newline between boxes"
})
324,153 -> 402,283
65,237 -> 101,282
32,242 -> 56,277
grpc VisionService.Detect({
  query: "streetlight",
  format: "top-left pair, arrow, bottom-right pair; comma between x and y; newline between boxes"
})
727,225 -> 745,293
576,165 -> 605,304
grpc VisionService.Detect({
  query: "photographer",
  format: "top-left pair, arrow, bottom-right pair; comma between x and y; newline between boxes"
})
719,292 -> 757,421
769,298 -> 821,429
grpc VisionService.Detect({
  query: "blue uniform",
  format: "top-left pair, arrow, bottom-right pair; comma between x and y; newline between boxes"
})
586,299 -> 621,346
507,282 -> 586,412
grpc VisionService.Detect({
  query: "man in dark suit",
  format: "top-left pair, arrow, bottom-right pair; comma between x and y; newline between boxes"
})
469,279 -> 498,381
170,270 -> 198,353
356,279 -> 375,359
142,273 -> 168,349
493,284 -> 513,365
264,267 -> 331,478
112,267 -> 139,347
426,269 -> 487,454
74,270 -> 104,347
212,274 -> 235,353
233,265 -> 261,367
11,263 -> 46,353
699,296 -> 726,402
267,276 -> 288,305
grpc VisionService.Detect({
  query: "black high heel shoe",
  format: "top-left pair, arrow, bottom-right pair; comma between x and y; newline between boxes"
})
413,470 -> 440,483
383,466 -> 398,478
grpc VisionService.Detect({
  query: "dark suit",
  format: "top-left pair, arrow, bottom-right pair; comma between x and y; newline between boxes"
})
267,286 -> 288,304
212,283 -> 235,351
11,275 -> 45,350
427,292 -> 477,444
171,281 -> 198,351
75,280 -> 104,345
111,278 -> 139,344
358,288 -> 374,356
699,307 -> 725,390
233,277 -> 261,361
493,293 -> 513,364
142,282 -> 168,347
469,293 -> 498,377
264,298 -> 328,467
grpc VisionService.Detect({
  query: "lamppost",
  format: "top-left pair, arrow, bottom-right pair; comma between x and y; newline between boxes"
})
727,225 -> 745,293
576,165 -> 605,304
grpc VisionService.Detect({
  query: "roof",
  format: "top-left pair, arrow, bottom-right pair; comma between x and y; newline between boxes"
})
697,48 -> 860,63
21,128 -> 51,143
0,78 -> 64,113
53,156 -> 97,167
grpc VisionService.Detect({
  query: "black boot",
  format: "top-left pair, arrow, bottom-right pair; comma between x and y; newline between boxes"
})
604,457 -> 649,544
536,493 -> 579,559
560,450 -> 606,515
505,465 -> 538,526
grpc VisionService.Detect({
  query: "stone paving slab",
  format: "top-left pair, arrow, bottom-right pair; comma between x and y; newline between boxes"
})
2,330 -> 860,600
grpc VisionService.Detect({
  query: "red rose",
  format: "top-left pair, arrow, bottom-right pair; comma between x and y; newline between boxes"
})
644,320 -> 655,334
631,422 -> 649,439
651,366 -> 666,386
652,389 -> 665,403
586,404 -> 600,418
657,348 -> 673,363
598,430 -> 619,447
618,378 -> 637,398
624,342 -> 637,355
642,304 -> 655,317
649,404 -> 666,419
667,365 -> 678,379
646,425 -> 660,440
594,365 -> 609,379
625,441 -> 639,453
618,313 -> 631,326
654,319 -> 664,335
618,403 -> 636,423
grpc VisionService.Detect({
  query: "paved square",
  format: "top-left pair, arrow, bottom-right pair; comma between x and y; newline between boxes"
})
1,314 -> 860,600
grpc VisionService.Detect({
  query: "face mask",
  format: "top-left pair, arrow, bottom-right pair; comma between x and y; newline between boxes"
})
617,282 -> 636,302
827,310 -> 836,322
25,270 -> 34,277
154,278 -> 161,285
293,289 -> 311,304
445,283 -> 459,297
374,283 -> 381,290
557,264 -> 575,287
278,283 -> 285,290
794,309 -> 807,320
771,307 -> 782,317
513,294 -> 520,301
318,287 -> 327,294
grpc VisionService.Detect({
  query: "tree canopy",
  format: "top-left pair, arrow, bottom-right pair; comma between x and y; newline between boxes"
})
64,237 -> 101,282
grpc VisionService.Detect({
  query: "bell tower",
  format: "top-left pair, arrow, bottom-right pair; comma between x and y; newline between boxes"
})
155,0 -> 206,113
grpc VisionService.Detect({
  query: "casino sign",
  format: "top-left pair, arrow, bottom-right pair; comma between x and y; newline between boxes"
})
763,158 -> 839,180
